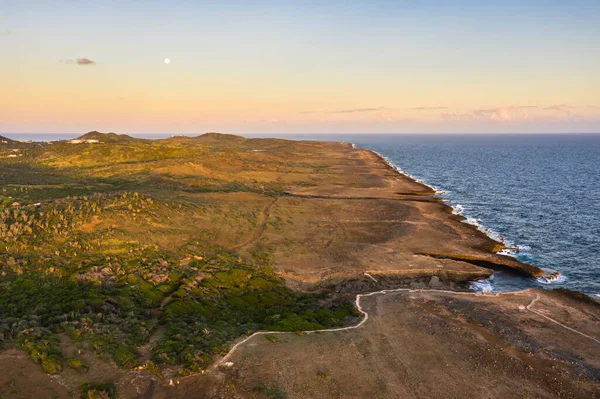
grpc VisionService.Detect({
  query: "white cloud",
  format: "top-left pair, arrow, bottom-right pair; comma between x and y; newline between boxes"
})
60,58 -> 96,66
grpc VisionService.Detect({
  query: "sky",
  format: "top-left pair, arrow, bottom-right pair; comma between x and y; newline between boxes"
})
1,0 -> 599,134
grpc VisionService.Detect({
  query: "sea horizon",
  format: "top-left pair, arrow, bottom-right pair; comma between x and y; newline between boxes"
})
3,132 -> 600,142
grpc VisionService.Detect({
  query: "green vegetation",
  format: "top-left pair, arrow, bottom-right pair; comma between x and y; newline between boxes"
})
67,357 -> 89,372
152,253 -> 355,374
264,334 -> 279,343
80,381 -> 116,399
0,132 -> 359,378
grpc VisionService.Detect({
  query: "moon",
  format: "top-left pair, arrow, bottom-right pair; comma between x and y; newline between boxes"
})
164,58 -> 171,64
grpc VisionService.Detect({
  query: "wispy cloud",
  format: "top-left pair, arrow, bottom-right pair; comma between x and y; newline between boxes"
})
442,106 -> 537,122
299,104 -> 594,122
408,106 -> 448,110
472,106 -> 538,121
441,112 -> 476,121
442,104 -> 594,123
331,106 -> 448,113
544,104 -> 574,113
329,107 -> 386,114
300,106 -> 453,114
60,58 -> 96,65
298,107 -> 386,115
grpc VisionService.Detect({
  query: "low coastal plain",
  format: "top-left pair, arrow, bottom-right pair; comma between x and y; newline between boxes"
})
0,132 -> 598,398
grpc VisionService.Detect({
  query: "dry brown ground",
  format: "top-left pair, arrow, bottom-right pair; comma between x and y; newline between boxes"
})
176,289 -> 600,399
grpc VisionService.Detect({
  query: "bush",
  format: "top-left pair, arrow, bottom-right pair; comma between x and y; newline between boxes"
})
80,381 -> 116,399
67,357 -> 89,372
113,347 -> 138,368
264,334 -> 278,343
40,355 -> 63,374
17,328 -> 63,374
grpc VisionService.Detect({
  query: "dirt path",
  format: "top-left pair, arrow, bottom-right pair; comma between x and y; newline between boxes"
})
527,293 -> 600,345
138,293 -> 174,362
230,197 -> 278,251
211,287 -> 600,370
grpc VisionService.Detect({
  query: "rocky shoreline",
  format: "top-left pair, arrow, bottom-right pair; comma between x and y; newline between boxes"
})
271,143 -> 546,294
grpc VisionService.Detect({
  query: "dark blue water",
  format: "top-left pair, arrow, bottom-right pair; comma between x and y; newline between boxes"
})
5,133 -> 600,295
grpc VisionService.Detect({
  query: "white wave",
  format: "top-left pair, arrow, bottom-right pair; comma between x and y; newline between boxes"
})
449,204 -> 510,248
371,151 -> 443,194
483,227 -> 505,243
497,248 -> 515,256
537,272 -> 567,285
452,204 -> 464,215
463,216 -> 481,227
449,206 -> 517,253
470,275 -> 495,292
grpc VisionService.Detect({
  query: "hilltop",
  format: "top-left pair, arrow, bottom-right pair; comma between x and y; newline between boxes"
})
77,131 -> 137,142
193,132 -> 246,141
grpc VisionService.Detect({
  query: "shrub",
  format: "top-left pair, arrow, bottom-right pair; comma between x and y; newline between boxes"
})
40,355 -> 63,374
113,347 -> 138,368
67,357 -> 89,372
264,334 -> 278,343
80,381 -> 116,399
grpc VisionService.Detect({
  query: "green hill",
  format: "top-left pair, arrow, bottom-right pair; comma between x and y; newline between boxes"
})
77,131 -> 137,142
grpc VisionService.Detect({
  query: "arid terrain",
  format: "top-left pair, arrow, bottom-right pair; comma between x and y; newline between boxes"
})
0,132 -> 598,398
197,288 -> 600,399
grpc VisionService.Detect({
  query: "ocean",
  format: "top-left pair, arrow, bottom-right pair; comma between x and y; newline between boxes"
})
5,133 -> 600,296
